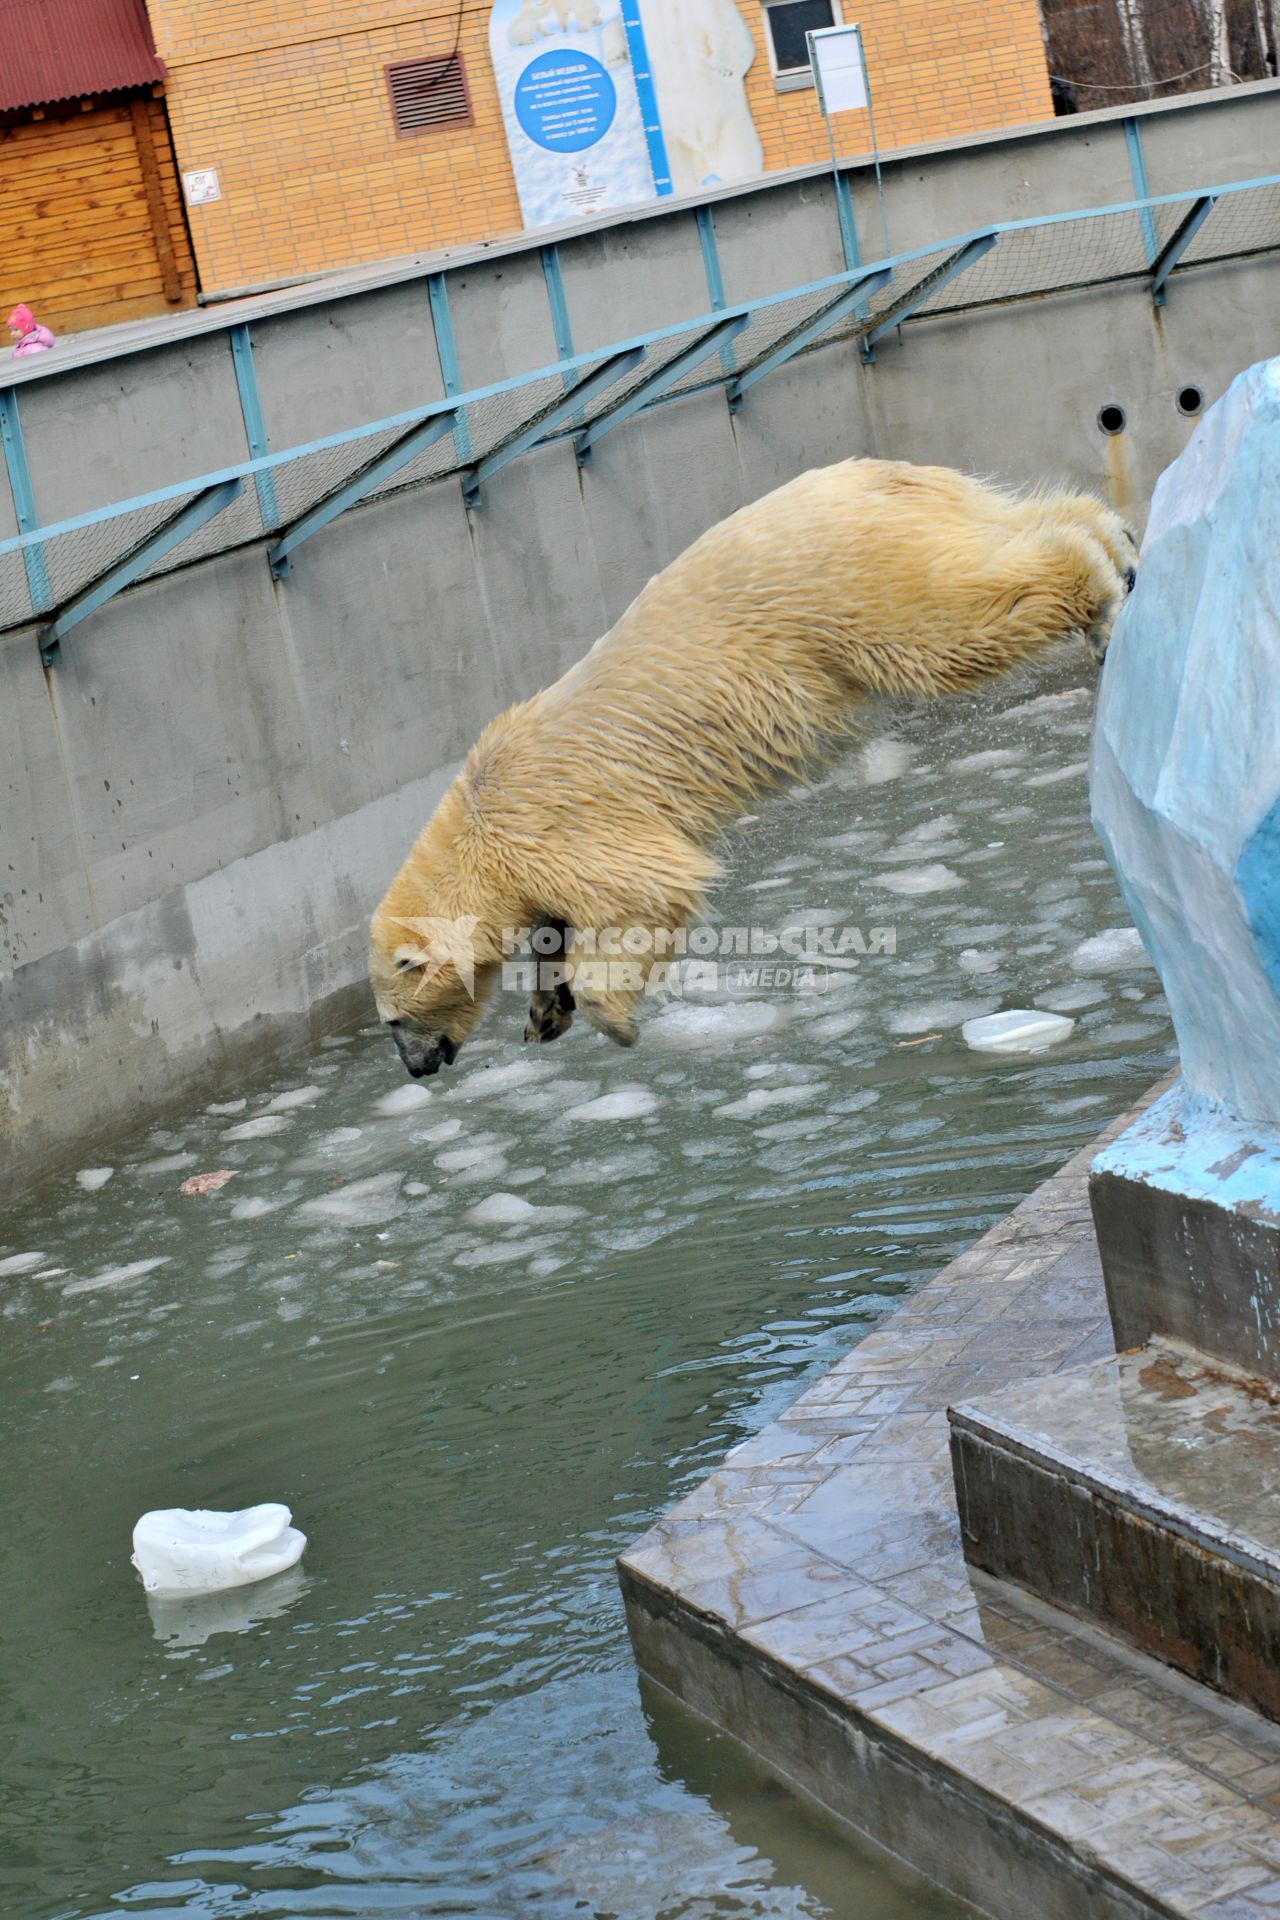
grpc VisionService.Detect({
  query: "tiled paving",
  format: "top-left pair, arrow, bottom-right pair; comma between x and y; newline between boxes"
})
620,1103 -> 1280,1919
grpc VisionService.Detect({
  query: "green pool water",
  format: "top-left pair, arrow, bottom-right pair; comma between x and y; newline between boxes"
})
0,657 -> 1173,1920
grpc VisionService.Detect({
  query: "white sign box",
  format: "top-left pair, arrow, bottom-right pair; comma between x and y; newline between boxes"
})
808,25 -> 868,115
183,168 -> 222,207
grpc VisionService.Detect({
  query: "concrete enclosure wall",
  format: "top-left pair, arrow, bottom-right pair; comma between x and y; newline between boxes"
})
2,85 -> 1278,1203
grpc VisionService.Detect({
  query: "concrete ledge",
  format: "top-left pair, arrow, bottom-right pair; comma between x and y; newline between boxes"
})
952,1343 -> 1280,1722
620,1093 -> 1280,1918
1090,1088 -> 1280,1377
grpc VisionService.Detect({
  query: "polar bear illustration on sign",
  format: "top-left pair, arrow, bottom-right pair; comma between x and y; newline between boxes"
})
641,0 -> 763,195
506,0 -> 602,42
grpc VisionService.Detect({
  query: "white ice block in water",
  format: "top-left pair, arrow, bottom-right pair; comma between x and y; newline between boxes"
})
962,1009 -> 1076,1055
132,1503 -> 306,1595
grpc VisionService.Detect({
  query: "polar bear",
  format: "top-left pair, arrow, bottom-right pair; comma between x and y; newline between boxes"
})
506,1 -> 549,48
371,459 -> 1135,1078
640,0 -> 763,194
507,0 -> 600,42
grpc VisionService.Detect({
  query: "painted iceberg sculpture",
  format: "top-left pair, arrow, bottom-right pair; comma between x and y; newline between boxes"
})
1091,356 -> 1280,1125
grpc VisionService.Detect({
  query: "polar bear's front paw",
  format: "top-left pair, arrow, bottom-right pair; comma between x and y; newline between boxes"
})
525,980 -> 575,1044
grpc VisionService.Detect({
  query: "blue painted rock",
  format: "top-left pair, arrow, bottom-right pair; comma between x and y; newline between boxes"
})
1091,358 -> 1280,1125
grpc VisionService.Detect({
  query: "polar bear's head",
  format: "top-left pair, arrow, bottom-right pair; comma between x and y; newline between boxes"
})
370,904 -> 500,1076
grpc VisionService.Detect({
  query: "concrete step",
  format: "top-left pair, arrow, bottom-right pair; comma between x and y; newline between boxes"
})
950,1339 -> 1280,1721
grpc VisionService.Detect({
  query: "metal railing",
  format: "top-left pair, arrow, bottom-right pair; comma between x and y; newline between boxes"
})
2,170 -> 1277,664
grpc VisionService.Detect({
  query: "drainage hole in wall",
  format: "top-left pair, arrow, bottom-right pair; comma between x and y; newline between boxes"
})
1097,403 -> 1127,435
1177,385 -> 1204,416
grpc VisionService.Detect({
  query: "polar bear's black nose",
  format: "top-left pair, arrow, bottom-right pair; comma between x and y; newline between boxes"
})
1124,565 -> 1137,593
389,1027 -> 459,1078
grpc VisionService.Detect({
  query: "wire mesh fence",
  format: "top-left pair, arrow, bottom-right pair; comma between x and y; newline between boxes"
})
2,175 -> 1277,640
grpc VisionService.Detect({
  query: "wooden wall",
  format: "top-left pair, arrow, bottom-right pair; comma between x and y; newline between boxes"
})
0,94 -> 197,336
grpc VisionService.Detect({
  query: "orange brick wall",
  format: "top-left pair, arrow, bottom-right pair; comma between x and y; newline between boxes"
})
146,0 -> 1052,293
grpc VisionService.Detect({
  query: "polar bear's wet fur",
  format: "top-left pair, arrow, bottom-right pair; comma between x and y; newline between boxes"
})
371,459 -> 1134,1078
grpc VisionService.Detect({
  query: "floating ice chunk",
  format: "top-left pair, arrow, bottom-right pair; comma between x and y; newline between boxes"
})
63,1257 -> 169,1297
1003,688 -> 1091,720
744,876 -> 789,892
832,1088 -> 880,1114
858,737 -> 912,784
754,1113 -> 840,1142
267,1086 -> 322,1112
224,1115 -> 291,1141
714,1084 -> 820,1119
564,1088 -> 659,1123
298,1172 -> 404,1226
561,1148 -> 662,1185
446,1058 -> 559,1099
1071,927 -> 1153,973
374,1083 -> 434,1116
138,1154 -> 197,1175
950,748 -> 1026,774
874,864 -> 962,896
76,1168 -> 114,1192
206,1099 -> 247,1116
648,1001 -> 781,1048
132,1503 -> 306,1596
803,1011 -> 863,1040
1094,1019 -> 1162,1045
467,1192 -> 583,1226
962,1009 -> 1076,1054
436,1141 -> 506,1172
467,1191 -> 536,1225
889,999 -> 994,1035
1039,982 -> 1108,1011
1026,762 -> 1089,788
894,814 -> 959,848
958,948 -> 1002,975
0,1251 -> 48,1277
229,1196 -> 282,1221
414,1117 -> 464,1144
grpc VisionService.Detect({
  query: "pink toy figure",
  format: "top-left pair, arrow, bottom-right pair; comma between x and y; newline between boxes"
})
7,305 -> 55,357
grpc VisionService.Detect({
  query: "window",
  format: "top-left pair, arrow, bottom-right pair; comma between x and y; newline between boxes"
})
385,53 -> 473,135
761,0 -> 843,90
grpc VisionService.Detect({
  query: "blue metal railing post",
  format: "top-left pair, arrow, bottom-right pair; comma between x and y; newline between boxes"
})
727,266 -> 892,409
831,170 -> 880,363
462,347 -> 645,507
575,316 -> 750,463
541,244 -> 576,370
695,206 -> 740,379
860,233 -> 998,359
268,410 -> 458,576
229,323 -> 279,533
428,272 -> 474,466
39,479 -> 244,664
0,388 -> 52,625
1123,117 -> 1159,266
1150,194 -> 1217,305
541,242 -> 585,425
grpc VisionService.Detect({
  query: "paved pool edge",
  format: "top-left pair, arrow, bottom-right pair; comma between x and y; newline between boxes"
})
619,1092 -> 1280,1920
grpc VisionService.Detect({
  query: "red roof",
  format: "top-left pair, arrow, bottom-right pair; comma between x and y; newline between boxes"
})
0,0 -> 165,113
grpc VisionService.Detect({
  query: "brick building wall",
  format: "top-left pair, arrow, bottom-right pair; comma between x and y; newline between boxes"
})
146,0 -> 1052,294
